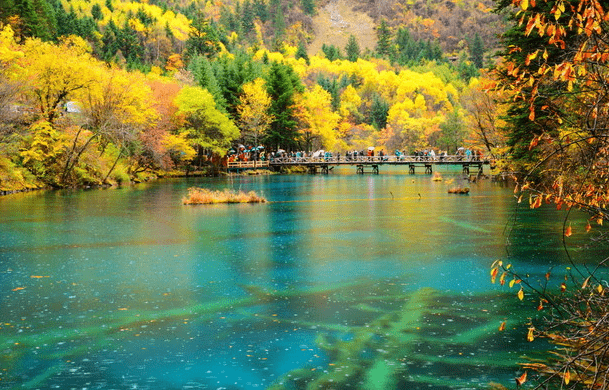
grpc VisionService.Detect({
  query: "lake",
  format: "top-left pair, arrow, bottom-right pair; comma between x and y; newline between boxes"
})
0,166 -> 590,389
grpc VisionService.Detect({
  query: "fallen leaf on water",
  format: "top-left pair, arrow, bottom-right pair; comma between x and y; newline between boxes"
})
515,371 -> 527,386
12,287 -> 25,291
527,327 -> 535,342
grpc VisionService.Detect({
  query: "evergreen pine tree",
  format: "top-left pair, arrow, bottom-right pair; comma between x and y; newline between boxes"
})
270,0 -> 285,37
253,0 -> 269,22
375,19 -> 392,58
265,61 -> 303,150
345,34 -> 360,62
369,93 -> 389,129
322,44 -> 341,61
469,33 -> 485,69
241,0 -> 255,33
186,15 -> 221,59
0,0 -> 14,25
189,56 -> 228,112
91,3 -> 102,20
301,0 -> 314,16
13,0 -> 41,40
295,41 -> 309,64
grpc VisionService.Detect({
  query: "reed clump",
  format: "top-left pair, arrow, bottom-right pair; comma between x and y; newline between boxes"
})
448,186 -> 470,194
183,188 -> 266,205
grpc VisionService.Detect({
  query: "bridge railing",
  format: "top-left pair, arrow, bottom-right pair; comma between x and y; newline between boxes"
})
227,160 -> 270,169
269,155 -> 486,165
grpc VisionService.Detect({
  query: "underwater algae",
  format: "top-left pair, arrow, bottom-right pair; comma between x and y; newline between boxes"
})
267,287 -> 528,390
1,278 -> 529,389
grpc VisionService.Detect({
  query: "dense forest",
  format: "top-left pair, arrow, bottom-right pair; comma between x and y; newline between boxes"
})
0,0 -> 504,191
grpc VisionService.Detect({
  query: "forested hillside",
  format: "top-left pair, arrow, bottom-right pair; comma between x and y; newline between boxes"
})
0,0 -> 506,192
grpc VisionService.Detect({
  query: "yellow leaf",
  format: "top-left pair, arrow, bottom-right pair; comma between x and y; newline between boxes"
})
555,8 -> 562,20
520,0 -> 529,10
527,326 -> 535,342
499,321 -> 506,331
564,370 -> 570,385
582,276 -> 591,289
518,287 -> 524,301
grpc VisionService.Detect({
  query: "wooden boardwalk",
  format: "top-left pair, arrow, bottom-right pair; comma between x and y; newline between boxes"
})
226,155 -> 491,174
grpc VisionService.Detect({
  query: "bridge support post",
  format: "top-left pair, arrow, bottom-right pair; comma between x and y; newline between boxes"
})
425,164 -> 432,174
356,164 -> 364,174
409,164 -> 415,174
372,165 -> 379,174
462,164 -> 470,175
321,165 -> 329,174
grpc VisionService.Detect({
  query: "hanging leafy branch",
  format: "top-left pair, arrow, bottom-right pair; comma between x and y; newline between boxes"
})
493,0 -> 609,388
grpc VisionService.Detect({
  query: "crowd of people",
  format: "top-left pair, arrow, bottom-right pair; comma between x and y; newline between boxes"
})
224,145 -> 485,163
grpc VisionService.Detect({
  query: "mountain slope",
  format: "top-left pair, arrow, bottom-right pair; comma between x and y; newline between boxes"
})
308,0 -> 377,55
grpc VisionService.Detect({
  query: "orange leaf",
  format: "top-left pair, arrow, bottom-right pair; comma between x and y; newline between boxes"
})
516,371 -> 527,386
491,267 -> 499,283
500,272 -> 507,286
582,276 -> 591,289
564,370 -> 570,385
11,287 -> 25,291
586,221 -> 592,232
499,321 -> 506,331
561,282 -> 567,292
565,225 -> 572,237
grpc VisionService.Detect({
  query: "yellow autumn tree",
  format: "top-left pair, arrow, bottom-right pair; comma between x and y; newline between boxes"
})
16,35 -> 96,125
77,65 -> 157,182
297,85 -> 341,151
236,78 -> 273,146
173,86 -> 240,156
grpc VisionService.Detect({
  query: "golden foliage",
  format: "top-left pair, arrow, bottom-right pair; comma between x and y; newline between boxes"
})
183,187 -> 266,205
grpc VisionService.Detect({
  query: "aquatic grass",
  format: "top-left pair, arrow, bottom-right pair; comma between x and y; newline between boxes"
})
448,186 -> 470,194
182,187 -> 266,205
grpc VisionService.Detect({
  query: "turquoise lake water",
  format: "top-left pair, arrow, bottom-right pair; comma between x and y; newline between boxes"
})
0,166 -> 595,389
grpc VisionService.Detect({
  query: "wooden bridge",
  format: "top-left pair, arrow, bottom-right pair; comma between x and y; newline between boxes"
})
227,155 -> 491,175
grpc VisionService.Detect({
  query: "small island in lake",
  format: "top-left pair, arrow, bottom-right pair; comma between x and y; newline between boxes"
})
183,188 -> 266,205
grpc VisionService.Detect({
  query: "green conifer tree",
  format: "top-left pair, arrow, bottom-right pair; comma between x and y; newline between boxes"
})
264,61 -> 303,150
345,34 -> 360,62
301,0 -> 314,16
295,41 -> 309,64
375,19 -> 392,58
469,32 -> 485,69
